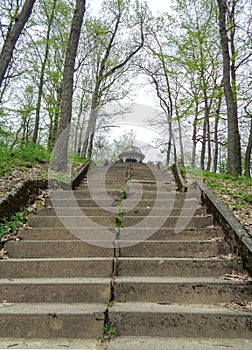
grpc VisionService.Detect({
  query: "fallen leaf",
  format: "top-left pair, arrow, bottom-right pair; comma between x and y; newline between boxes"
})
218,271 -> 249,281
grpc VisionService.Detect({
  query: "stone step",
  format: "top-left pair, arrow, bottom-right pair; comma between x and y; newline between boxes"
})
117,257 -> 244,277
114,276 -> 252,304
109,302 -> 252,338
107,337 -> 252,350
14,333 -> 238,350
0,277 -> 111,303
117,240 -> 228,257
0,258 -> 114,278
0,303 -> 105,339
28,215 -> 213,229
6,240 -> 228,258
50,190 -> 188,200
0,257 -> 242,279
36,206 -> 207,217
45,198 -> 200,208
5,240 -> 115,258
18,227 -> 220,241
80,184 -> 171,191
0,338 -> 102,349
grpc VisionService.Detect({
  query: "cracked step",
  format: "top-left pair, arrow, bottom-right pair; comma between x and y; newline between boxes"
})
27,215 -> 213,229
50,190 -> 189,199
36,206 -> 207,217
5,240 -> 228,258
45,198 -> 201,208
18,227 -> 221,241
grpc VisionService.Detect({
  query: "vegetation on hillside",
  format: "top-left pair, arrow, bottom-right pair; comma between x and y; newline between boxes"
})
185,168 -> 252,236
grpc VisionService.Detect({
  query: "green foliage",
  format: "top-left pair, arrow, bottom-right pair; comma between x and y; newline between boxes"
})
0,212 -> 28,240
0,142 -> 50,177
73,154 -> 89,164
186,168 -> 252,210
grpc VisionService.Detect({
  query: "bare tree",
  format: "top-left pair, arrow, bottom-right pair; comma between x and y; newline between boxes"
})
81,0 -> 146,159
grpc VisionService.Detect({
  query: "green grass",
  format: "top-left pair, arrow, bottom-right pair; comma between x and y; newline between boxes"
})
0,142 -> 50,177
0,142 -> 89,177
184,168 -> 252,211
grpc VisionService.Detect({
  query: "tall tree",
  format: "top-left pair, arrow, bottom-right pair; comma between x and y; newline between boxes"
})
32,0 -> 57,144
0,0 -> 36,88
51,0 -> 86,171
140,15 -> 176,166
217,0 -> 242,175
244,102 -> 252,177
81,0 -> 146,159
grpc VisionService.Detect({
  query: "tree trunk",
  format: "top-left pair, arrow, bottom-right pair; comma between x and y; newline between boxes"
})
51,0 -> 86,171
0,0 -> 36,88
32,0 -> 57,144
213,95 -> 222,172
206,117 -> 212,171
244,115 -> 252,177
81,105 -> 98,159
200,119 -> 207,170
217,0 -> 241,175
177,119 -> 185,167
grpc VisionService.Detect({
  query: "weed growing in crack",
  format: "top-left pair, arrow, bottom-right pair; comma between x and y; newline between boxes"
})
105,300 -> 116,307
102,323 -> 117,341
115,212 -> 124,228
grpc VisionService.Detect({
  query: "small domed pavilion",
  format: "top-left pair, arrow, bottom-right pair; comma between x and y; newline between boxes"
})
118,146 -> 145,163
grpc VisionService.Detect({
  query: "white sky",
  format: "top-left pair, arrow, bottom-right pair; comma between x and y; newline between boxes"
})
89,0 -> 172,15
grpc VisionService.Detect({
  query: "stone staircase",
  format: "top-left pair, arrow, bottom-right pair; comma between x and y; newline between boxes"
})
0,162 -> 251,349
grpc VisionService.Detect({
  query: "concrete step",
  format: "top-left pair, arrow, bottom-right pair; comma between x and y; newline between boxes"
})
51,190 -> 122,200
109,302 -> 252,338
0,277 -> 111,303
0,258 -> 114,278
107,182 -> 175,190
28,215 -> 213,229
18,227 -> 221,241
36,206 -> 207,217
0,303 -> 105,338
1,337 -> 252,350
45,198 -> 200,208
114,276 -> 252,304
0,338 -> 102,349
50,190 -> 188,200
117,257 -> 244,277
5,240 -> 115,258
116,240 -> 228,257
107,337 -> 252,350
1,256 -> 241,279
5,240 -> 227,259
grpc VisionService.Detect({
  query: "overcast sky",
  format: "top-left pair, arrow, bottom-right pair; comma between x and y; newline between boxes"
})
89,0 -> 172,15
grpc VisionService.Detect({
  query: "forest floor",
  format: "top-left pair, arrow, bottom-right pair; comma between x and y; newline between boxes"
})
0,163 -> 251,238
